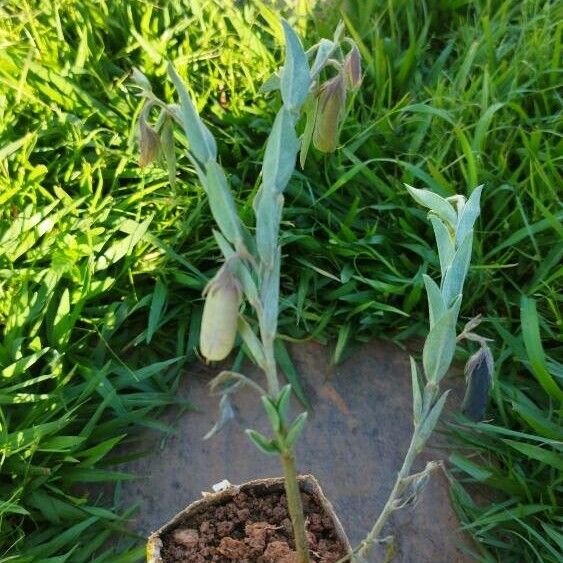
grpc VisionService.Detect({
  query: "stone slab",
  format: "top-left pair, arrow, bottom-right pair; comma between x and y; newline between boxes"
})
112,340 -> 475,562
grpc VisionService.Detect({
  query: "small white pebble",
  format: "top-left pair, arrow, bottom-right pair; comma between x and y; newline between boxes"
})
212,479 -> 232,492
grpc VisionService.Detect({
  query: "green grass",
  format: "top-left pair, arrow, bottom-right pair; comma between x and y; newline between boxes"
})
449,296 -> 562,562
0,0 -> 561,560
0,0 -> 279,558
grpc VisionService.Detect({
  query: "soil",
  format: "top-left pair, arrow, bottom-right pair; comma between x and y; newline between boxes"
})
159,489 -> 347,562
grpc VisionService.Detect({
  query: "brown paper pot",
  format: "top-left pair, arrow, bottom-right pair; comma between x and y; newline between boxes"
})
147,474 -> 351,562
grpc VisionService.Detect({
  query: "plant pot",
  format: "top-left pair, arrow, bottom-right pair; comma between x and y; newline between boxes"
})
147,474 -> 351,562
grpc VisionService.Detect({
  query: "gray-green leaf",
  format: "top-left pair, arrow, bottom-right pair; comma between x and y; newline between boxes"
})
299,96 -> 318,169
237,316 -> 266,370
416,390 -> 450,451
430,216 -> 454,276
456,185 -> 483,246
212,230 -> 260,308
160,118 -> 177,187
406,184 -> 457,228
410,357 -> 422,425
255,188 -> 283,268
423,306 -> 457,383
260,73 -> 280,93
423,274 -> 445,329
204,393 -> 236,440
167,63 -> 216,164
205,161 -> 242,245
280,19 -> 311,111
262,107 -> 299,193
310,38 -> 335,78
260,247 -> 281,340
441,230 -> 473,306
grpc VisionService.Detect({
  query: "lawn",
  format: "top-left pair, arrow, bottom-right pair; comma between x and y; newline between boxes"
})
0,0 -> 561,561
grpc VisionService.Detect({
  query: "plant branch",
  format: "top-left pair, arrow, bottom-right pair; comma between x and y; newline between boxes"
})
353,384 -> 438,561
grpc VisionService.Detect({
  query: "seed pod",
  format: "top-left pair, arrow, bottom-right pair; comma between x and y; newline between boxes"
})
462,345 -> 494,421
200,272 -> 241,362
313,72 -> 346,153
138,116 -> 161,168
343,43 -> 362,89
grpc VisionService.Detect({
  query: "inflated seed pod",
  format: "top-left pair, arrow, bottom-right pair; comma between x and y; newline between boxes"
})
200,273 -> 241,362
138,117 -> 161,168
343,43 -> 362,89
313,72 -> 346,153
462,345 -> 494,421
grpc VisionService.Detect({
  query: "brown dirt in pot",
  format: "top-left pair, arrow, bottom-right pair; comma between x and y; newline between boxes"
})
159,489 -> 346,562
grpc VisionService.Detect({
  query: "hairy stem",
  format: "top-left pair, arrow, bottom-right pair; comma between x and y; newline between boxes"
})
260,330 -> 308,560
355,435 -> 418,559
355,384 -> 437,560
281,449 -> 310,563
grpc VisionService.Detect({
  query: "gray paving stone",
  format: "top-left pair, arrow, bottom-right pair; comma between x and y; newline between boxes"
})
113,340 -> 475,562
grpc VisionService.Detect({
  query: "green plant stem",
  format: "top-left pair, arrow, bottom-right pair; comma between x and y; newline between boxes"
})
355,435 -> 418,559
261,329 -> 308,560
262,333 -> 280,396
281,448 -> 311,563
355,385 -> 437,560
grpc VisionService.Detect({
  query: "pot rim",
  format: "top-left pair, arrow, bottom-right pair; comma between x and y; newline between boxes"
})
147,473 -> 351,562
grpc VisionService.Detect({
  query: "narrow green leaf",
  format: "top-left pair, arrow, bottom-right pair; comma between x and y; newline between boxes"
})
284,411 -> 308,447
1,348 -> 50,379
167,63 -> 216,163
274,338 -> 310,409
237,316 -> 266,369
417,390 -> 450,449
430,216 -> 454,276
277,384 -> 292,420
160,117 -> 177,187
422,274 -> 445,329
520,296 -> 563,401
205,160 -> 242,245
97,217 -> 151,270
502,439 -> 563,471
410,357 -> 422,425
245,429 -> 279,455
261,396 -> 282,433
147,279 -> 167,344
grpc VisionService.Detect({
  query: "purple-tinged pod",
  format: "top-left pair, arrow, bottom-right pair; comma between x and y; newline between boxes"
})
138,117 -> 161,168
343,43 -> 362,89
462,345 -> 494,421
313,72 -> 346,153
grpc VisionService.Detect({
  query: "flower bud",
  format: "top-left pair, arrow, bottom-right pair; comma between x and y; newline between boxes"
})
462,345 -> 494,421
200,272 -> 241,362
343,43 -> 362,89
138,117 -> 161,168
313,72 -> 346,153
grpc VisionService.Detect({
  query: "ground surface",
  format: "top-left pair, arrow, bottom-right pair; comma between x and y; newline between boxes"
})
117,340 -> 475,562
